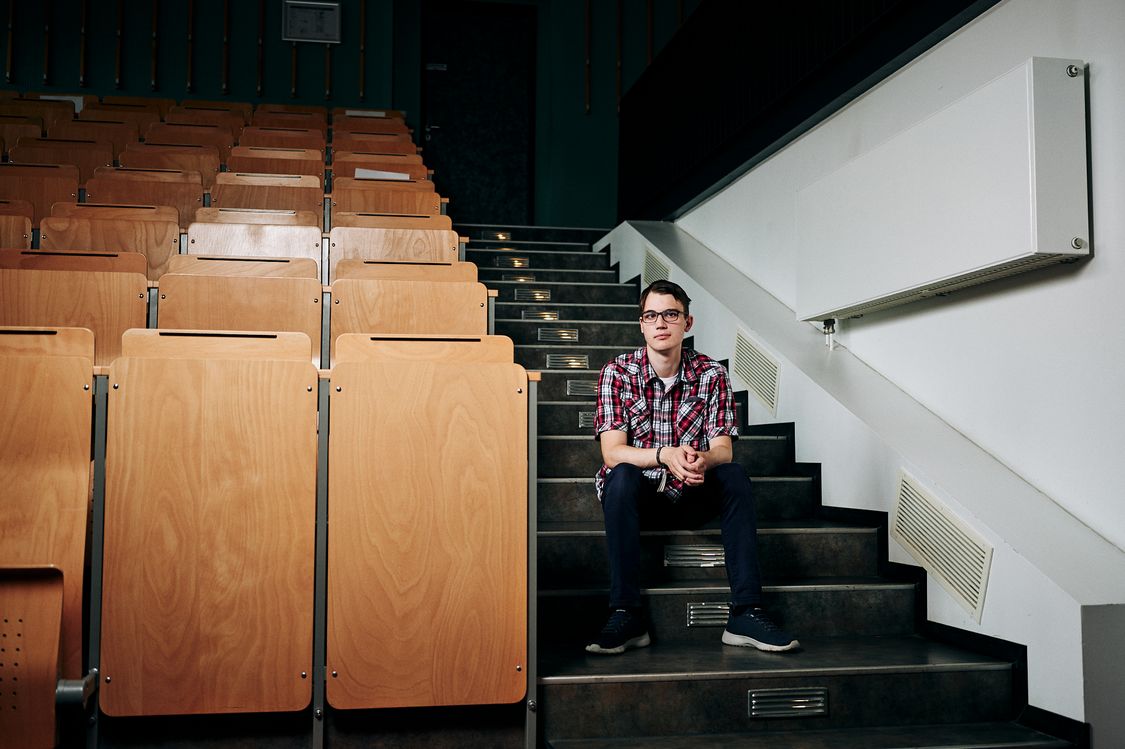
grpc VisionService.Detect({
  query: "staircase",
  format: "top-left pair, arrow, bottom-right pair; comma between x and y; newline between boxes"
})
461,223 -> 1075,749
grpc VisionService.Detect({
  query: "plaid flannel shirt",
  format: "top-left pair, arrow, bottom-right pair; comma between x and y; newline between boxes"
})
593,347 -> 739,501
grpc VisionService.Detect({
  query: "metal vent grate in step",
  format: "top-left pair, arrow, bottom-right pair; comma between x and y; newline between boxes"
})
686,602 -> 730,627
664,544 -> 725,568
733,329 -> 779,414
749,687 -> 828,719
514,288 -> 551,302
891,471 -> 992,622
495,256 -> 530,268
577,411 -> 596,429
643,249 -> 671,286
504,273 -> 537,282
522,310 -> 559,320
566,380 -> 598,396
546,354 -> 589,369
538,328 -> 579,342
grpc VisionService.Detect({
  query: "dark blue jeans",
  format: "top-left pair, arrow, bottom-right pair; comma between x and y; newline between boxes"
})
601,462 -> 763,609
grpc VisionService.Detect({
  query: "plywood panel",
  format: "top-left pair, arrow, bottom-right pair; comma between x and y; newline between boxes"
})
332,132 -> 417,154
39,215 -> 179,280
258,103 -> 328,117
168,254 -> 319,278
51,120 -> 140,160
0,215 -> 31,248
51,203 -> 179,225
332,116 -> 411,134
0,99 -> 73,131
159,274 -> 323,365
193,207 -> 320,226
10,137 -> 113,186
327,358 -> 527,708
80,104 -> 160,133
251,111 -> 327,133
239,127 -> 325,152
101,96 -> 176,117
0,198 -> 34,220
330,179 -> 441,216
145,123 -> 235,163
0,163 -> 79,224
120,329 -> 311,360
328,226 -> 458,281
228,146 -> 325,178
0,568 -> 64,749
212,173 -> 323,221
331,107 -> 406,119
120,143 -> 221,191
0,249 -> 148,275
101,339 -> 317,716
331,212 -> 452,231
0,269 -> 148,366
335,259 -> 475,282
181,99 -> 253,124
167,106 -> 244,138
0,328 -> 93,680
333,333 -> 514,364
331,154 -> 429,181
187,223 -> 323,272
0,116 -> 44,152
86,169 -> 204,230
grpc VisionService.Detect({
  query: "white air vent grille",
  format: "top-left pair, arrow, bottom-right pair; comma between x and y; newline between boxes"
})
733,330 -> 779,414
891,471 -> 992,622
643,249 -> 671,287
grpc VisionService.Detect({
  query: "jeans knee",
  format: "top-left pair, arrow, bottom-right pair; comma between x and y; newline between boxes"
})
603,463 -> 644,508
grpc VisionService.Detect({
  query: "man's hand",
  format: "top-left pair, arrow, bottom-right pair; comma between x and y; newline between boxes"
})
665,444 -> 706,486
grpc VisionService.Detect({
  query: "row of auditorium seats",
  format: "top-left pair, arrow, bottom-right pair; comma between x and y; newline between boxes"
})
0,95 -> 532,748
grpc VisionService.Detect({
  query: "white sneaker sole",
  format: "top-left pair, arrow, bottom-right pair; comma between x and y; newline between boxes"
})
585,632 -> 651,655
722,629 -> 799,652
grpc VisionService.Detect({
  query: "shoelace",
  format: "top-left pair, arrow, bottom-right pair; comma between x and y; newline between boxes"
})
600,609 -> 633,635
742,609 -> 780,632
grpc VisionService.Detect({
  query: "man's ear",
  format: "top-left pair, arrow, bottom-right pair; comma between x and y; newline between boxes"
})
684,315 -> 694,333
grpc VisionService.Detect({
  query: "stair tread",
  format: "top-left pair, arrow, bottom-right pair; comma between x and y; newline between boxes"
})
547,722 -> 1071,748
539,636 -> 1008,684
539,518 -> 875,534
540,576 -> 912,595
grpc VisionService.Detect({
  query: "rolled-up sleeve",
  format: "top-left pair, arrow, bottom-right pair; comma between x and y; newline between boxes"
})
594,362 -> 627,439
705,369 -> 740,440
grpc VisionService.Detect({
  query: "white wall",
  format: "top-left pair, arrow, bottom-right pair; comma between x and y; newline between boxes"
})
676,0 -> 1125,553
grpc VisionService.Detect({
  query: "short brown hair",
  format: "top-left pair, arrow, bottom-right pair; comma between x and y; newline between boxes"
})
639,279 -> 691,316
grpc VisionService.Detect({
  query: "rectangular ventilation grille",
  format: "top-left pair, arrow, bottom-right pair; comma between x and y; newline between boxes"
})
522,310 -> 558,320
504,273 -> 537,282
686,602 -> 730,627
733,329 -> 779,414
749,688 -> 828,719
664,544 -> 725,568
891,471 -> 993,622
577,411 -> 596,429
495,256 -> 530,268
643,249 -> 671,287
538,328 -> 578,342
566,380 -> 598,396
514,288 -> 551,302
546,354 -> 588,369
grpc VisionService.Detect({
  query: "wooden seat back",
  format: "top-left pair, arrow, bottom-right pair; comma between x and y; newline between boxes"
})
49,119 -> 140,159
145,122 -> 235,163
0,115 -> 43,153
331,151 -> 429,180
193,206 -> 321,227
51,202 -> 178,224
331,107 -> 406,120
0,99 -> 74,131
328,226 -> 458,280
187,222 -> 323,274
86,167 -> 204,230
39,214 -> 179,280
120,143 -> 221,191
168,254 -> 319,278
100,329 -> 316,716
79,104 -> 160,133
335,258 -> 476,281
332,131 -> 417,154
331,211 -> 452,231
0,248 -> 148,275
212,173 -> 324,224
330,177 -> 441,216
100,95 -> 175,117
327,333 -> 526,709
239,126 -> 326,151
0,199 -> 32,247
0,163 -> 79,224
228,146 -> 325,178
0,325 -> 94,682
332,116 -> 411,135
181,99 -> 253,124
251,111 -> 327,133
0,270 -> 147,365
166,105 -> 244,138
0,567 -> 64,749
257,102 -> 328,116
9,136 -> 113,185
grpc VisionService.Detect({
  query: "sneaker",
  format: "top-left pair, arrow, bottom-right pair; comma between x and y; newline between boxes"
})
585,608 -> 651,655
722,607 -> 799,652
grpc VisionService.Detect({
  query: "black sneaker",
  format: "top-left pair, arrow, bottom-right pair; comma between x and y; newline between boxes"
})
722,607 -> 799,652
585,608 -> 651,655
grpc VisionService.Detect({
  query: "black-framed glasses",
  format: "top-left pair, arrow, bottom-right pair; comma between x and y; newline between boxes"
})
640,309 -> 685,324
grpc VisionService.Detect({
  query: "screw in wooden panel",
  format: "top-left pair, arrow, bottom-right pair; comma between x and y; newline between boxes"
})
334,299 -> 339,304
335,386 -> 342,392
307,386 -> 313,392
300,672 -> 307,679
160,294 -> 166,299
515,664 -> 522,672
84,384 -> 90,391
1072,237 -> 1085,249
104,676 -> 111,683
112,384 -> 119,390
138,294 -> 145,299
331,670 -> 338,678
313,298 -> 319,303
517,388 -> 523,394
1067,64 -> 1081,77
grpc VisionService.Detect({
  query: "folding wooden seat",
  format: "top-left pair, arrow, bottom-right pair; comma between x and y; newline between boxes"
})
187,222 -> 323,273
228,146 -> 325,178
331,211 -> 453,231
23,91 -> 98,107
332,116 -> 411,135
0,567 -> 64,748
335,258 -> 476,281
0,114 -> 43,152
182,98 -> 253,124
0,163 -> 79,224
168,254 -> 318,278
0,98 -> 74,131
331,107 -> 406,120
120,142 -> 221,191
100,329 -> 316,716
332,131 -> 418,155
239,126 -> 326,152
39,213 -> 179,280
331,151 -> 429,181
0,198 -> 33,248
327,334 -> 526,709
86,166 -> 204,229
258,102 -> 327,116
101,95 -> 176,118
328,225 -> 459,281
0,326 -> 93,690
167,105 -> 244,138
50,118 -> 140,159
211,173 -> 323,222
250,110 -> 327,133
80,103 -> 160,133
145,122 -> 235,163
0,247 -> 147,275
193,206 -> 321,227
9,136 -> 113,185
51,202 -> 178,225
330,177 -> 442,216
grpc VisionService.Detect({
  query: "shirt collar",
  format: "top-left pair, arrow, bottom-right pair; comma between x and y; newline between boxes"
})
639,347 -> 698,385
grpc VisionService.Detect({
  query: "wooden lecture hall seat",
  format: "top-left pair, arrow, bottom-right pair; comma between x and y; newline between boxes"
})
0,114 -> 44,153
239,126 -> 326,152
144,122 -> 235,163
332,115 -> 411,135
49,119 -> 140,160
8,137 -> 113,186
39,212 -> 179,281
120,143 -> 222,191
331,151 -> 430,180
0,248 -> 149,276
0,198 -> 33,248
193,206 -> 321,227
0,163 -> 79,224
331,211 -> 453,231
330,177 -> 443,216
79,103 -> 160,133
332,130 -> 418,155
327,224 -> 459,281
227,146 -> 325,178
187,221 -> 324,273
168,253 -> 319,279
211,173 -> 324,223
84,166 -> 204,230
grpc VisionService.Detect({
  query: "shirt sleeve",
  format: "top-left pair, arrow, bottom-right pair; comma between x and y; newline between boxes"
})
705,367 -> 740,439
594,361 -> 628,439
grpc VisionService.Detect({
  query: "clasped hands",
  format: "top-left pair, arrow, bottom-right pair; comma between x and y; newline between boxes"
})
661,444 -> 708,486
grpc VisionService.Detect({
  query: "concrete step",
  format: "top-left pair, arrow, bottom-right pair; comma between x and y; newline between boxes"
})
538,435 -> 793,479
517,344 -> 633,372
467,246 -> 611,270
495,303 -> 637,323
491,280 -> 638,305
478,267 -> 618,283
455,223 -> 608,244
500,320 -> 643,348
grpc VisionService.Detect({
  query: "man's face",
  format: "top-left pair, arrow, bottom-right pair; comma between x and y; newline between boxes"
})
639,292 -> 693,355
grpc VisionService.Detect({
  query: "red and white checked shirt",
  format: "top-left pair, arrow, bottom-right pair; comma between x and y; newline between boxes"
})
593,347 -> 739,501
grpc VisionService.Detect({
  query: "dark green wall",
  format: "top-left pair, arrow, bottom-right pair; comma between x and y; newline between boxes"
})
0,0 -> 697,228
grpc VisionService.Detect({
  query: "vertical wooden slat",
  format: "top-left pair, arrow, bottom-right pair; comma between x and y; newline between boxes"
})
114,0 -> 123,89
256,0 -> 265,96
7,0 -> 16,84
42,0 -> 50,85
150,0 -> 159,90
324,44 -> 331,100
584,0 -> 591,114
290,42 -> 297,98
358,0 -> 366,101
616,0 -> 623,113
79,0 -> 88,87
221,0 -> 230,95
186,0 -> 194,92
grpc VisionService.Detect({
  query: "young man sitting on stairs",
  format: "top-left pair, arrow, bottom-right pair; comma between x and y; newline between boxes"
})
587,279 -> 799,655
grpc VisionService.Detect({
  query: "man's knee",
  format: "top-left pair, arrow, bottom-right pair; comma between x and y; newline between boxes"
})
604,463 -> 645,497
710,463 -> 753,502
